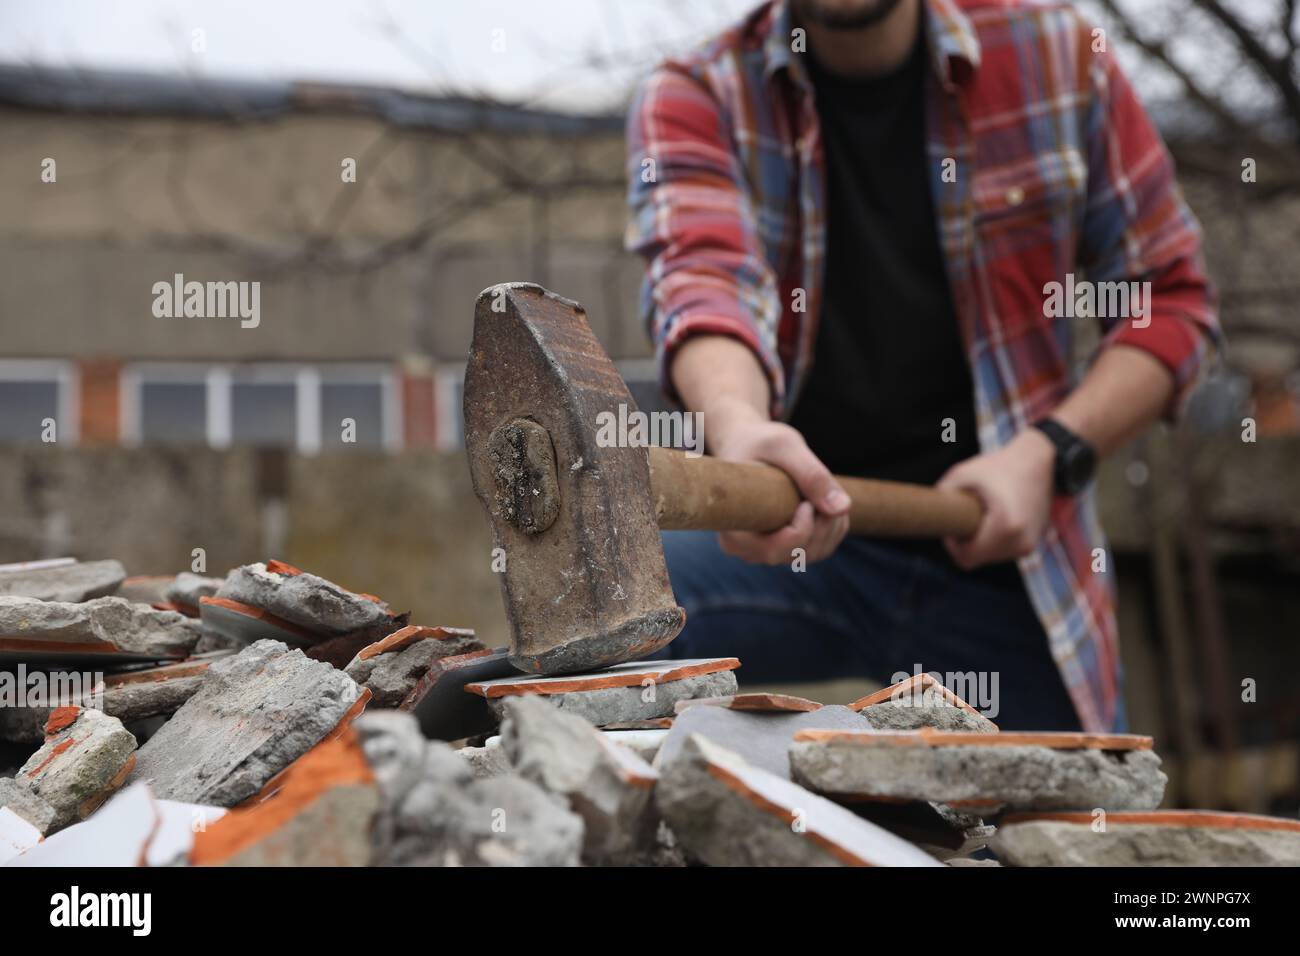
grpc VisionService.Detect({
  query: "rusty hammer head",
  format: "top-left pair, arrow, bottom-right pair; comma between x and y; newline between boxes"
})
463,283 -> 685,675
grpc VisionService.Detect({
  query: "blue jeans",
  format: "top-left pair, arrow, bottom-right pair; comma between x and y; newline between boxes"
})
656,531 -> 1086,732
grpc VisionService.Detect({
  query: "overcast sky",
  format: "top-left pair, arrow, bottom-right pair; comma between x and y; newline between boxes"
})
0,0 -> 1258,115
0,0 -> 759,111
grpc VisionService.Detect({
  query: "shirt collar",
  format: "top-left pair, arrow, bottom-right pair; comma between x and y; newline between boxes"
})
764,0 -> 981,91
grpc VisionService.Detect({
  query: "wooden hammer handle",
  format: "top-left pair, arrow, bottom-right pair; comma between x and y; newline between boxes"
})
647,446 -> 983,538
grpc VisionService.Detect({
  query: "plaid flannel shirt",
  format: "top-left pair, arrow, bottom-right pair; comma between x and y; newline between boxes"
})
625,0 -> 1220,731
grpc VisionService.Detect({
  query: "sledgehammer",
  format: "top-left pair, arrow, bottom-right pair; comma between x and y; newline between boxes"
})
463,284 -> 984,677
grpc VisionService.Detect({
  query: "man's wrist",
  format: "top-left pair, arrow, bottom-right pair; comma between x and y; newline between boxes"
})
1032,417 -> 1097,495
701,394 -> 769,456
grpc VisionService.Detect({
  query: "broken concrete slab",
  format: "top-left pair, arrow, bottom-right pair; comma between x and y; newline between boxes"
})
16,707 -> 137,831
500,695 -> 658,864
657,734 -> 942,867
199,596 -> 319,649
0,776 -> 58,834
675,692 -> 823,714
0,657 -> 221,745
850,801 -> 996,860
851,673 -> 998,733
345,625 -> 486,707
0,559 -> 126,603
217,561 -> 394,636
3,781 -> 226,867
790,730 -> 1167,811
0,595 -> 202,666
993,811 -> 1300,866
165,572 -> 225,615
356,711 -> 583,867
654,702 -> 871,780
466,658 -> 741,727
190,727 -> 380,867
116,575 -> 175,606
407,647 -> 518,741
129,640 -> 363,806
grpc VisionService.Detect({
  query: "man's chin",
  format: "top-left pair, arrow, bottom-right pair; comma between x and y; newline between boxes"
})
794,0 -> 908,30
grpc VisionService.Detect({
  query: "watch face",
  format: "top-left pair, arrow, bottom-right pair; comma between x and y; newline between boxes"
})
1059,442 -> 1096,494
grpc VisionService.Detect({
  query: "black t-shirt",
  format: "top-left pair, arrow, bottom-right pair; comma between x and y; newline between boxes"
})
789,38 -> 1018,584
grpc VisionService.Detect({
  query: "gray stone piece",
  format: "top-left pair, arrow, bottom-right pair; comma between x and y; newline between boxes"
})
0,560 -> 126,603
654,703 -> 870,779
0,595 -> 202,660
859,700 -> 998,734
129,640 -> 361,806
18,708 -> 137,830
356,711 -> 584,867
993,817 -> 1300,866
346,634 -> 485,707
457,743 -> 512,778
790,738 -> 1167,811
500,695 -> 658,864
0,777 -> 59,834
165,572 -> 225,610
486,670 -> 738,727
656,734 -> 941,867
217,562 -> 391,635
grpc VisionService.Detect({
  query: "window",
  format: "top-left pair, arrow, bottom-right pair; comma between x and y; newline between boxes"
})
0,361 -> 77,444
123,363 -> 398,452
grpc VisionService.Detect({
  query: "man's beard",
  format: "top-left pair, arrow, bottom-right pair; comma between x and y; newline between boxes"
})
794,0 -> 908,30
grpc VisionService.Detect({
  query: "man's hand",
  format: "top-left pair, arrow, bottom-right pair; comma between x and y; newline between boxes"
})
936,428 -> 1056,569
708,396 -> 851,566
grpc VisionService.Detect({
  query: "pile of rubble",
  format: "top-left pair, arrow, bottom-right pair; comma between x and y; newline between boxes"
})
3,557 -> 1299,867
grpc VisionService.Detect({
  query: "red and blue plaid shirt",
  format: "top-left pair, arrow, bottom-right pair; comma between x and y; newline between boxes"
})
625,0 -> 1220,731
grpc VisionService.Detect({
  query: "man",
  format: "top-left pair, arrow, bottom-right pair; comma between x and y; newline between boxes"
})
625,0 -> 1220,731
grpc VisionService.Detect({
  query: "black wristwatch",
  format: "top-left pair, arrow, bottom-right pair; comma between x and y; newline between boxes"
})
1033,417 -> 1096,495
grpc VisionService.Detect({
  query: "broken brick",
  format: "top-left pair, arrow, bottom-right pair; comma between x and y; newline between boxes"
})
406,647 -> 518,741
129,640 -> 364,806
345,625 -> 486,707
190,726 -> 380,866
993,810 -> 1300,866
656,734 -> 941,867
165,572 -> 225,616
500,695 -> 658,864
851,673 -> 998,733
0,595 -> 201,665
674,692 -> 823,715
789,729 -> 1167,811
216,562 -> 394,636
466,658 -> 741,727
0,559 -> 125,603
15,708 -> 138,830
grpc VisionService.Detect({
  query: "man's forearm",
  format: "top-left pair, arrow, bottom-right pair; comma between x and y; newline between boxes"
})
670,335 -> 772,454
1051,344 -> 1176,456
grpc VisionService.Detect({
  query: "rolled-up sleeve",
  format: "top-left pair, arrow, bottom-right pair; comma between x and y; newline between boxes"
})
1078,35 -> 1222,417
625,66 -> 786,412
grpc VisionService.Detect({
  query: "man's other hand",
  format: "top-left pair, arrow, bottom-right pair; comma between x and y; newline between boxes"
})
709,398 -> 851,566
936,428 -> 1056,569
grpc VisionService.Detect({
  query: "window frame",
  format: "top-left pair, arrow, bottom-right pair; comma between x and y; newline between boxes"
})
0,359 -> 79,445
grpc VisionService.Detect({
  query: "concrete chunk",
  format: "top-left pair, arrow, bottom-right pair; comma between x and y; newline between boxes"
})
0,596 -> 201,662
357,711 -> 583,867
790,730 -> 1167,811
129,640 -> 363,806
0,777 -> 59,834
468,660 -> 741,727
993,811 -> 1300,866
17,707 -> 137,830
346,625 -> 486,707
657,734 -> 941,867
165,572 -> 225,613
217,561 -> 392,635
852,673 -> 999,732
501,695 -> 658,864
0,559 -> 126,603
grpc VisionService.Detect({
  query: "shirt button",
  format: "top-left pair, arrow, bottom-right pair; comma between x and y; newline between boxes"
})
1006,186 -> 1025,206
